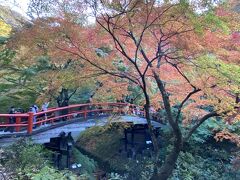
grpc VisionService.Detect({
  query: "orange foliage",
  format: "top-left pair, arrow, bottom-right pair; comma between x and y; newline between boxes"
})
10,0 -> 240,125
215,130 -> 240,147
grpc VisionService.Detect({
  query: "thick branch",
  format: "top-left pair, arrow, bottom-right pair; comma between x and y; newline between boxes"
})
175,88 -> 201,123
184,112 -> 219,141
68,89 -> 77,100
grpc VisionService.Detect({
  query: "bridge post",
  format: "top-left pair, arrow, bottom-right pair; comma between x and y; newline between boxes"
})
15,116 -> 21,132
27,112 -> 34,134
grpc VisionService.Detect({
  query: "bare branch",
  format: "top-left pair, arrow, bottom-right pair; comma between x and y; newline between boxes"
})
55,44 -> 141,86
165,58 -> 197,89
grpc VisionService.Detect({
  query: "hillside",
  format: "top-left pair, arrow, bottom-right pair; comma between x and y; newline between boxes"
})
0,5 -> 30,31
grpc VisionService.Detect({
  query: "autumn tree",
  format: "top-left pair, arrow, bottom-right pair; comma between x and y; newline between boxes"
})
8,12 -> 130,108
89,1 -> 240,179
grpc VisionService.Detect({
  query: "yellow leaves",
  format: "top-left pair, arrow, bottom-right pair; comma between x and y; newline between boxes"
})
0,20 -> 11,37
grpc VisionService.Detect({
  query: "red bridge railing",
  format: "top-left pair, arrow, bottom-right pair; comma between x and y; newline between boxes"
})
0,103 -> 145,135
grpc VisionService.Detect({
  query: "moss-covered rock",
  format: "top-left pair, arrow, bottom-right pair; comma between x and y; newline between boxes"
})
75,123 -> 155,179
77,125 -> 123,159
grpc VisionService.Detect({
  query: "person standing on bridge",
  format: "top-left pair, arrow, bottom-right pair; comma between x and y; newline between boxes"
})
41,102 -> 49,126
41,102 -> 49,112
4,106 -> 16,132
33,104 -> 39,113
87,97 -> 93,117
30,105 -> 37,128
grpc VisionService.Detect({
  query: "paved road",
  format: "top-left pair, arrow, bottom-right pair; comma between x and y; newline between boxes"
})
0,115 -> 162,147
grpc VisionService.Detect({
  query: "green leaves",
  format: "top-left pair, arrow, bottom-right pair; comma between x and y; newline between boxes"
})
0,48 -> 15,65
0,36 -> 8,45
204,11 -> 230,34
36,56 -> 52,71
196,54 -> 240,89
2,138 -> 51,178
72,148 -> 96,175
31,166 -> 78,180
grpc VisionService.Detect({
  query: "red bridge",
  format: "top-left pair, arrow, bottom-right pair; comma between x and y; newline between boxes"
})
0,102 -> 145,136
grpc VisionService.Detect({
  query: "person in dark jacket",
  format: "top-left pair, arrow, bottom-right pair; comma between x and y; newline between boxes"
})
4,106 -> 16,132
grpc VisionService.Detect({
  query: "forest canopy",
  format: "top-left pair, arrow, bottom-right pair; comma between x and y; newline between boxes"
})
0,0 -> 239,179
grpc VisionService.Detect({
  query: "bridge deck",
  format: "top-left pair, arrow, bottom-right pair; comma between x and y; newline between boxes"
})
0,115 -> 162,147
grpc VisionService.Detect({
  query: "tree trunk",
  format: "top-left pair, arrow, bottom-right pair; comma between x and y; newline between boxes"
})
143,91 -> 159,153
57,88 -> 69,107
151,70 -> 183,179
56,88 -> 69,120
151,139 -> 182,180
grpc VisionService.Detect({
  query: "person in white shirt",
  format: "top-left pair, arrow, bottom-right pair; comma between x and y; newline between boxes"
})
30,106 -> 37,128
41,102 -> 49,126
41,102 -> 49,111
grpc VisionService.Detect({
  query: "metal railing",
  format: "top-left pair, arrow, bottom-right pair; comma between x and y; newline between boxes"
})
0,103 -> 145,134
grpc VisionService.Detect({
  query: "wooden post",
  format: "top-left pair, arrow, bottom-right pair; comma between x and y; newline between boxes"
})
15,116 -> 21,132
27,112 -> 34,134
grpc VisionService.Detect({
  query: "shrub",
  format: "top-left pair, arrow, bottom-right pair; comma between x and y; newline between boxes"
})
72,147 -> 97,179
30,166 -> 79,180
1,138 -> 50,178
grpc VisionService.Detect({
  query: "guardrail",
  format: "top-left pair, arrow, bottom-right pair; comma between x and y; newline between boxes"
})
0,103 -> 145,134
